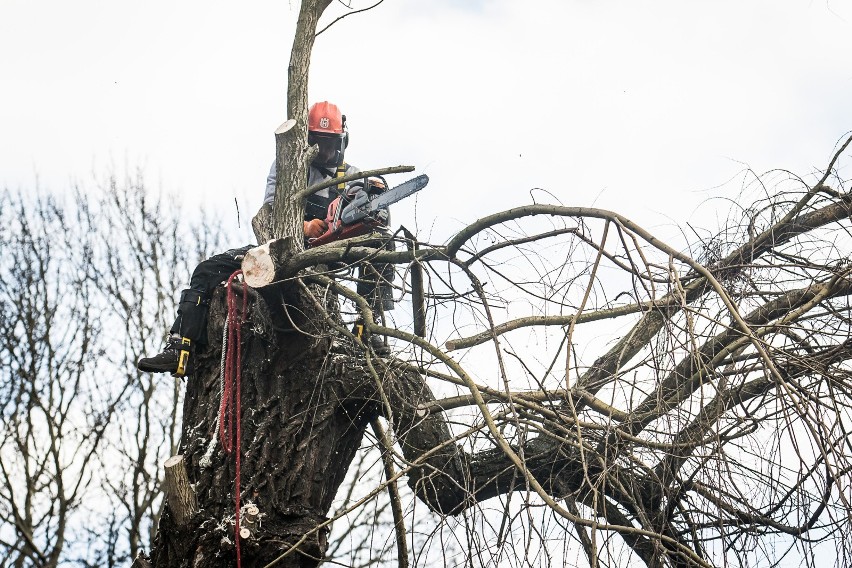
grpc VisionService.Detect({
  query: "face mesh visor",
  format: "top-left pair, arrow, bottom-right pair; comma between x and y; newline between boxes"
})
308,132 -> 344,167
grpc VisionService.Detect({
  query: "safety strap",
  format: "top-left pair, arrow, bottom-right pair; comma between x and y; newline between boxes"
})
179,288 -> 210,306
336,162 -> 347,190
176,337 -> 192,377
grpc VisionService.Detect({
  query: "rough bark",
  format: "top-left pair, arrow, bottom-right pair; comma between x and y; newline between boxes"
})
145,276 -> 476,566
150,282 -> 376,567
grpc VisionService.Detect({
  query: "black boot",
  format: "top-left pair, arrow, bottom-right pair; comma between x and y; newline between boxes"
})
137,288 -> 209,376
137,336 -> 194,376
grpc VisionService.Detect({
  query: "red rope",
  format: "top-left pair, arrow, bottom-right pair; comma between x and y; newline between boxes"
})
220,270 -> 247,567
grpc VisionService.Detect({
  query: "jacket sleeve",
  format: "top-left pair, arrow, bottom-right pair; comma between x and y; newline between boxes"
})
345,164 -> 361,178
262,160 -> 277,205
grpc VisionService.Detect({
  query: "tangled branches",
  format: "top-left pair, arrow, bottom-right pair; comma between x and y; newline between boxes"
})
247,135 -> 852,568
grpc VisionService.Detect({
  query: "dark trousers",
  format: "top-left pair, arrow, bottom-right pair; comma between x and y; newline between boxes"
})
169,246 -> 251,344
168,242 -> 394,344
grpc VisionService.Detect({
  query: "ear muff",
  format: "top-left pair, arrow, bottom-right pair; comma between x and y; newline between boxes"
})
341,114 -> 350,149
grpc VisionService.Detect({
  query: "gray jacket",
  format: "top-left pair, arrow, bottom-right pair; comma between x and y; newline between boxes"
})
263,160 -> 360,206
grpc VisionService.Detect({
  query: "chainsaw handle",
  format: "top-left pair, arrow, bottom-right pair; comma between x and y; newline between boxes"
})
340,190 -> 372,225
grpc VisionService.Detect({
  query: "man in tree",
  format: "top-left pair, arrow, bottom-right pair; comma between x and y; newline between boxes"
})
137,100 -> 380,377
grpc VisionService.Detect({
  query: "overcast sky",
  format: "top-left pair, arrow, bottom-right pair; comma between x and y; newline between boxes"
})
2,0 -> 851,247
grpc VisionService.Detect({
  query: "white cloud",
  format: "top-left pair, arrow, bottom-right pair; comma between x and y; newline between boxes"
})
1,0 -> 850,245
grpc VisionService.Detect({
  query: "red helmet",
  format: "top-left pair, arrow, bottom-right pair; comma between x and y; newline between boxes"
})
308,101 -> 345,135
307,101 -> 348,168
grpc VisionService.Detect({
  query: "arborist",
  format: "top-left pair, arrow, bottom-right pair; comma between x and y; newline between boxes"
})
137,101 -> 394,377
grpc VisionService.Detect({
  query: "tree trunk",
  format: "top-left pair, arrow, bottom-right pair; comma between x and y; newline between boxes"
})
272,0 -> 333,243
144,266 -> 487,567
149,281 -> 383,567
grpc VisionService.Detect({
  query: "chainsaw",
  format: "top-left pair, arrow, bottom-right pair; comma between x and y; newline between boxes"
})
308,174 -> 429,247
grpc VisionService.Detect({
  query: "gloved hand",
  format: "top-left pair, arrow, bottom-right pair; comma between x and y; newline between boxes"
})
303,218 -> 328,239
